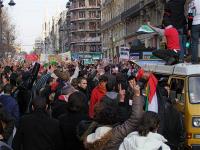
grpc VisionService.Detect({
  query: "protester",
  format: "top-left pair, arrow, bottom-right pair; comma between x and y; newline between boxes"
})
89,75 -> 108,118
77,77 -> 90,102
188,0 -> 200,64
164,0 -> 187,62
148,16 -> 181,65
0,84 -> 19,126
119,111 -> 170,150
12,96 -> 63,150
59,92 -> 89,150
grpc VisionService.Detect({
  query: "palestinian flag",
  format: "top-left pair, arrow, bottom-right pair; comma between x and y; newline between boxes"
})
145,74 -> 158,113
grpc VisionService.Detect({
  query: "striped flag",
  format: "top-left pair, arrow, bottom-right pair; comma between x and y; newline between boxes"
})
145,74 -> 158,113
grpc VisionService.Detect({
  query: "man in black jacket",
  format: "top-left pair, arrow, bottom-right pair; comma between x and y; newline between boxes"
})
12,96 -> 63,150
164,0 -> 187,62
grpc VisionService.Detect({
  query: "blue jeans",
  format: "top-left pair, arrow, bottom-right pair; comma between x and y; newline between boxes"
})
177,28 -> 187,61
191,24 -> 200,63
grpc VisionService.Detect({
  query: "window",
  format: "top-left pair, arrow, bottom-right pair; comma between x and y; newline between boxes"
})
97,11 -> 101,18
80,45 -> 86,51
89,22 -> 96,30
79,0 -> 85,7
90,45 -> 96,52
97,0 -> 101,6
79,11 -> 85,18
189,76 -> 200,104
89,0 -> 96,6
89,11 -> 96,18
170,78 -> 185,103
79,22 -> 85,29
89,33 -> 96,38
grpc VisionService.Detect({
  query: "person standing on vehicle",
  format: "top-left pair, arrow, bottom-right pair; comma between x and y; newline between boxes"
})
164,0 -> 187,62
188,0 -> 200,64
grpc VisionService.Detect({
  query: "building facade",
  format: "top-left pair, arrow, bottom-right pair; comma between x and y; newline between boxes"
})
68,0 -> 101,53
101,0 -> 126,59
58,10 -> 71,53
101,0 -> 166,60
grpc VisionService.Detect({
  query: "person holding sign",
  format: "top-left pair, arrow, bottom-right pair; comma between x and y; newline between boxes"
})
148,16 -> 181,65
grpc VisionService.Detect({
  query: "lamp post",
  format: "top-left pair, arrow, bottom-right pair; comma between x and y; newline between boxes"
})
0,0 -> 16,49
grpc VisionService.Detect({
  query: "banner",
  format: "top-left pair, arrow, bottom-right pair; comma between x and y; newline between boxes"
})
119,47 -> 130,60
48,55 -> 62,62
25,54 -> 38,61
59,51 -> 71,61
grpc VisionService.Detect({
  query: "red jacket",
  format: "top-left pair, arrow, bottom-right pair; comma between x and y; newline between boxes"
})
89,85 -> 106,118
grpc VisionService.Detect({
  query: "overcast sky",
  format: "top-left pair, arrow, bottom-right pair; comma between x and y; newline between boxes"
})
8,0 -> 67,53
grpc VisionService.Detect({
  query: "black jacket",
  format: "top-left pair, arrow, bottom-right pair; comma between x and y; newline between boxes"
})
12,109 -> 63,150
59,112 -> 89,150
165,0 -> 187,29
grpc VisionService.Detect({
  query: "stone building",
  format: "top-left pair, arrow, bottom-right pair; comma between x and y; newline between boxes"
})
68,0 -> 102,53
101,0 -> 166,60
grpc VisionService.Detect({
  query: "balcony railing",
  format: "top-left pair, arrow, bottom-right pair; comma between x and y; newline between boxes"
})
70,16 -> 101,22
71,37 -> 101,43
70,4 -> 100,11
70,27 -> 101,32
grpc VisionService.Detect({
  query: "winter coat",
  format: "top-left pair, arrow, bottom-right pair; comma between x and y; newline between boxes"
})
85,96 -> 144,150
89,85 -> 106,118
12,109 -> 63,150
59,112 -> 89,150
119,131 -> 170,150
0,95 -> 19,125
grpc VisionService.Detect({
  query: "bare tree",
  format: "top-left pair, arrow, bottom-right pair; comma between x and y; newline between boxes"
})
0,7 -> 16,57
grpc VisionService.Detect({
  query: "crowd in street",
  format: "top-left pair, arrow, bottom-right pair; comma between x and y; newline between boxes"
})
0,0 -> 199,150
0,58 -> 184,150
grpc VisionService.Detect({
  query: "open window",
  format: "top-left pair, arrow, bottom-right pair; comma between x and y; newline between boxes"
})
169,78 -> 185,103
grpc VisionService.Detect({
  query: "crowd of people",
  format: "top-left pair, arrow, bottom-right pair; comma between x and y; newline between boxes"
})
0,58 -> 185,150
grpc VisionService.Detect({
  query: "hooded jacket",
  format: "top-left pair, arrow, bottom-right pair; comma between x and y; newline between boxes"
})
119,131 -> 170,150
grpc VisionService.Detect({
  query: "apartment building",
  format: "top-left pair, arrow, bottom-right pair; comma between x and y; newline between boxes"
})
101,0 -> 125,59
101,0 -> 165,60
69,0 -> 101,53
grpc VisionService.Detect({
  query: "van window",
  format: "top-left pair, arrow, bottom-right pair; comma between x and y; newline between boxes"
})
170,78 -> 185,103
189,77 -> 200,104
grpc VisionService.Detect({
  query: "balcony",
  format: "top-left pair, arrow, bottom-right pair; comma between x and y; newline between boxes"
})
69,4 -> 100,11
71,37 -> 101,43
70,16 -> 101,22
70,27 -> 101,32
122,0 -> 155,21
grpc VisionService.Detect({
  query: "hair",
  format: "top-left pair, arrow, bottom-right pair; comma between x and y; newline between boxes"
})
77,77 -> 87,84
71,78 -> 78,89
94,99 -> 118,125
162,16 -> 172,27
104,65 -> 110,73
99,75 -> 108,83
128,75 -> 136,82
106,81 -> 115,92
138,111 -> 160,136
67,91 -> 85,112
3,84 -> 13,94
32,96 -> 47,110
